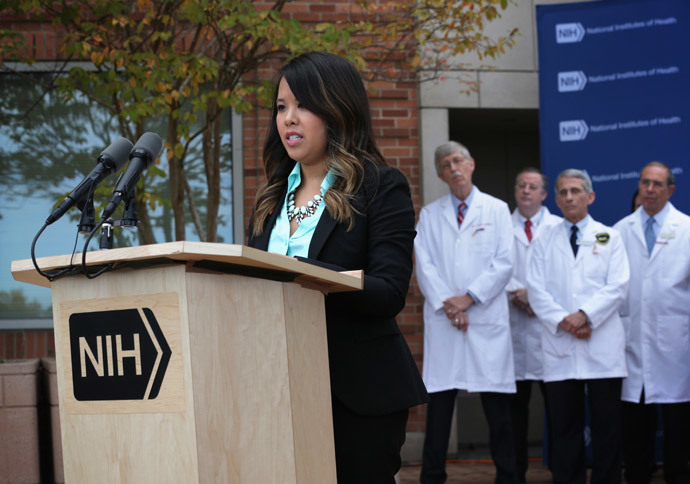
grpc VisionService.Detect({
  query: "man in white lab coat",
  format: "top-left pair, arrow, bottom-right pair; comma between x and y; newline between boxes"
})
613,162 -> 690,484
526,169 -> 629,484
415,141 -> 517,484
505,168 -> 561,482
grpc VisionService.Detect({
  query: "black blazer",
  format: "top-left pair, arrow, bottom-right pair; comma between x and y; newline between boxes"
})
248,163 -> 428,416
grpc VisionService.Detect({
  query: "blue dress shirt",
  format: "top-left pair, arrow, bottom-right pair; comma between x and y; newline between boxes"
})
639,201 -> 670,240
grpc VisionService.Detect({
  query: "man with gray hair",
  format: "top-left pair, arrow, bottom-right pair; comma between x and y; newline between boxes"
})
526,169 -> 630,484
415,141 -> 517,483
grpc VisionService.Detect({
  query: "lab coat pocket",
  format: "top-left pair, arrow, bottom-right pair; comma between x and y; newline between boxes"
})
469,240 -> 492,255
583,251 -> 607,280
542,331 -> 573,357
657,315 -> 690,352
468,226 -> 493,251
589,323 -> 624,357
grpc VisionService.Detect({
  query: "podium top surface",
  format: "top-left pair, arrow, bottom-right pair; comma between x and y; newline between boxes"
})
11,242 -> 363,293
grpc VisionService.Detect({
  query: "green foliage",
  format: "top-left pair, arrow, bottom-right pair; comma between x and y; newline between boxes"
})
0,0 -> 517,242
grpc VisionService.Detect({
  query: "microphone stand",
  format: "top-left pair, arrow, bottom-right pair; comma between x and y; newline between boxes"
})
83,187 -> 140,279
78,195 -> 96,234
99,220 -> 114,250
120,195 -> 139,231
98,200 -> 138,250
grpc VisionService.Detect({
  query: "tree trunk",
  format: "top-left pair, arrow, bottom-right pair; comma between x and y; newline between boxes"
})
203,100 -> 221,242
167,114 -> 186,241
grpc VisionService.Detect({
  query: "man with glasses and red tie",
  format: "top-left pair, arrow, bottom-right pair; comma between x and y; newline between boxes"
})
415,141 -> 517,484
505,168 -> 561,482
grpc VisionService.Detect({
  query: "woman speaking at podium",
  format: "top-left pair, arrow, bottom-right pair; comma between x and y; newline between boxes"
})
248,51 -> 428,483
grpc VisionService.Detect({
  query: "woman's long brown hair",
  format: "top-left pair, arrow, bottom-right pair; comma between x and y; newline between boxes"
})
251,52 -> 386,236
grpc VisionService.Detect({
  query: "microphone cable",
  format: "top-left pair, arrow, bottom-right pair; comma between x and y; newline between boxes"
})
31,203 -> 87,282
80,218 -> 115,279
31,137 -> 135,282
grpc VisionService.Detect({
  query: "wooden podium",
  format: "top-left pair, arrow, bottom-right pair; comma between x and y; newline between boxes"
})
11,242 -> 362,483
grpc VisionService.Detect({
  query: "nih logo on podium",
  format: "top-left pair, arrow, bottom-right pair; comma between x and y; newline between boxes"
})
69,308 -> 172,401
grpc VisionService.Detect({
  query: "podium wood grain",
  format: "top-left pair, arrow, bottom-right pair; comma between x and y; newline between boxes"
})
52,265 -> 199,483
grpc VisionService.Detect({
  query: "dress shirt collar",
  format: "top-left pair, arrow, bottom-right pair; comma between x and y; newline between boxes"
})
564,214 -> 590,239
639,201 -> 670,237
287,162 -> 336,194
450,185 -> 476,213
517,206 -> 545,228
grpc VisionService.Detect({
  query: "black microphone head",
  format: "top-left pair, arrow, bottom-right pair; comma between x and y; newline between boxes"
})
130,132 -> 163,167
98,137 -> 133,172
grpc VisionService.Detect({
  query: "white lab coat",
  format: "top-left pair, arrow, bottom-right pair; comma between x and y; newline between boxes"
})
415,188 -> 515,393
614,203 -> 690,403
526,216 -> 630,382
505,207 -> 562,381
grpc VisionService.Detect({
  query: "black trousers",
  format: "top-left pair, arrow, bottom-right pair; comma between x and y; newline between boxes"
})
331,395 -> 409,484
622,392 -> 690,484
545,378 -> 623,484
420,389 -> 518,484
510,380 -> 552,482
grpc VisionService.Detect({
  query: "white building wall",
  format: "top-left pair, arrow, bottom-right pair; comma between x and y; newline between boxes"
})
419,0 -> 597,204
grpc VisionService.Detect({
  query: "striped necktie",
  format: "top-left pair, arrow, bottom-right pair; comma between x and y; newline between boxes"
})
457,202 -> 467,226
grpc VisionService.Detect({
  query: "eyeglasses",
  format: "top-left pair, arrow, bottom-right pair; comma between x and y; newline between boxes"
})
640,179 -> 667,188
516,183 -> 542,191
439,156 -> 468,171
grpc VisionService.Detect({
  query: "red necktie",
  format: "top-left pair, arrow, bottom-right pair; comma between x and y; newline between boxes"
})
524,219 -> 533,242
457,202 -> 466,226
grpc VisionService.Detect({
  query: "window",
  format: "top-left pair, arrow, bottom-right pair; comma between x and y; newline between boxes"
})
0,73 -> 234,329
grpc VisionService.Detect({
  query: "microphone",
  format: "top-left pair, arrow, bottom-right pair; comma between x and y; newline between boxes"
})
45,137 -> 133,225
101,132 -> 163,220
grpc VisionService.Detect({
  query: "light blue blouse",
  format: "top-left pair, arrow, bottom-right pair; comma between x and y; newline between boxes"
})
267,162 -> 336,258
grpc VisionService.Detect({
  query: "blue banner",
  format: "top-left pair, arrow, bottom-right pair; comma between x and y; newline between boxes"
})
537,0 -> 690,225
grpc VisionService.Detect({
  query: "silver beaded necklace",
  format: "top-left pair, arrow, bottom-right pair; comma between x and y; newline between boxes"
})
287,189 -> 324,224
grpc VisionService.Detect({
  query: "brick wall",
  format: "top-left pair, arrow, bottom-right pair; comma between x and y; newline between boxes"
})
0,330 -> 55,360
374,80 -> 425,431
